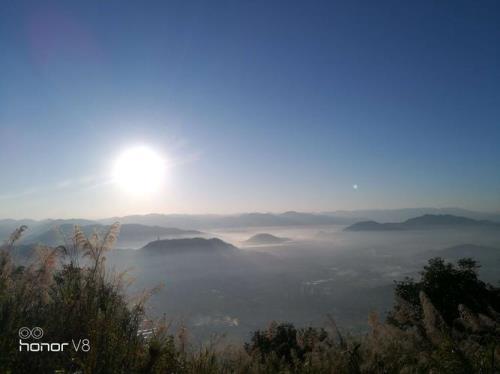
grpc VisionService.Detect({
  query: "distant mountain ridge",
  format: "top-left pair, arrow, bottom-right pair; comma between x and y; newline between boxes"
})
100,211 -> 355,229
101,209 -> 500,229
18,223 -> 202,248
2,208 -> 500,239
0,218 -> 95,241
344,214 -> 500,231
323,208 -> 500,223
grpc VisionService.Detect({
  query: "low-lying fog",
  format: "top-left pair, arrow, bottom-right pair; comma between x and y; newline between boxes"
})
107,225 -> 500,343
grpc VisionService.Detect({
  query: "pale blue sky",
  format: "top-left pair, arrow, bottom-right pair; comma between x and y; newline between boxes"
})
1,0 -> 499,219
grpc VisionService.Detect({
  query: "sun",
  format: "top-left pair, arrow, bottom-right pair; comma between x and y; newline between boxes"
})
112,146 -> 167,196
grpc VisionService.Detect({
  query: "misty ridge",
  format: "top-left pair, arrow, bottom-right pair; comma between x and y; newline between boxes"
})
344,214 -> 500,231
243,233 -> 291,246
5,207 -> 500,242
2,209 -> 499,344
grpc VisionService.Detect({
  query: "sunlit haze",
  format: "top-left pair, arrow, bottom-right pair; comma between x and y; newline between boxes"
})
112,145 -> 168,196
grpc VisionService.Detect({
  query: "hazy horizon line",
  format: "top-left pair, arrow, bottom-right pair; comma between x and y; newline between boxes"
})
2,206 -> 500,222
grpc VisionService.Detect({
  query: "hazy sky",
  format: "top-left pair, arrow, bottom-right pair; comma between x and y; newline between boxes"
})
1,0 -> 500,219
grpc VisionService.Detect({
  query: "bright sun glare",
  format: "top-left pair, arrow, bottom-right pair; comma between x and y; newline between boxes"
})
113,146 -> 167,196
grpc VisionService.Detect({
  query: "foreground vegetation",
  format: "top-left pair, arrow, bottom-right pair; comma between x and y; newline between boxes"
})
0,225 -> 499,373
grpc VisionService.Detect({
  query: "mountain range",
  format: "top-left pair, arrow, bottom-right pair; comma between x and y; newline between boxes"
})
344,214 -> 500,231
2,209 -> 500,242
10,223 -> 202,249
100,211 -> 356,229
102,209 -> 500,229
324,208 -> 500,223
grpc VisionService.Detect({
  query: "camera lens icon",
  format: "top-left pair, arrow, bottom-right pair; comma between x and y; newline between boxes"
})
18,327 -> 31,339
18,327 -> 44,339
32,327 -> 44,339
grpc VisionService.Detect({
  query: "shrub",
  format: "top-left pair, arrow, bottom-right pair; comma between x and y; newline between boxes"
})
0,224 -> 175,373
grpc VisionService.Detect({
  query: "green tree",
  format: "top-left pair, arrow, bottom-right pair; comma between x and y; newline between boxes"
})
390,257 -> 500,325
